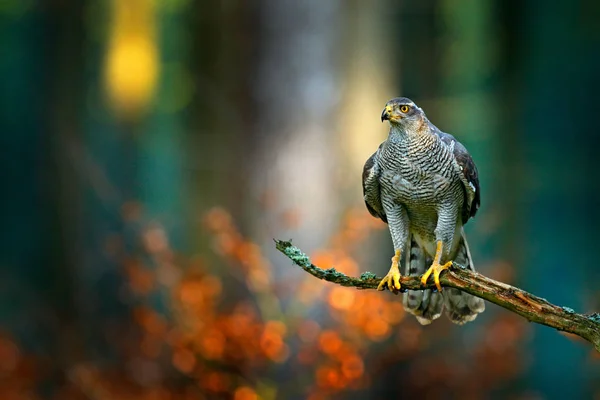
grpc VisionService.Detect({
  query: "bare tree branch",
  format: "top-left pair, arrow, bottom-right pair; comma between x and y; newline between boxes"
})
274,239 -> 600,352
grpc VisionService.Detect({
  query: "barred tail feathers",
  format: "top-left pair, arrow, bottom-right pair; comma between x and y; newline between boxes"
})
442,229 -> 485,324
402,236 -> 443,325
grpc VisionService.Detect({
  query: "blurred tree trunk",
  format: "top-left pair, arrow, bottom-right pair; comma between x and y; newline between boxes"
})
187,1 -> 259,248
45,0 -> 88,374
249,0 -> 343,254
0,2 -> 56,355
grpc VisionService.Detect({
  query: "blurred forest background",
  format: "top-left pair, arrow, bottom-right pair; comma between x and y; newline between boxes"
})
1,0 -> 600,399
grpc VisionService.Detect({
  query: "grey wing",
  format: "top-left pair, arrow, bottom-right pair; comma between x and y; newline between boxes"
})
362,144 -> 387,223
436,130 -> 480,223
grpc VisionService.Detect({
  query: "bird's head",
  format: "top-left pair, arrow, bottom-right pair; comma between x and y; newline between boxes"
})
381,97 -> 425,130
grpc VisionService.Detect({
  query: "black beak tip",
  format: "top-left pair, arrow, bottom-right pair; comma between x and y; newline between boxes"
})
381,110 -> 388,122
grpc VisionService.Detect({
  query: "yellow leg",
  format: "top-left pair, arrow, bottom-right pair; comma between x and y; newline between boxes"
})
420,241 -> 452,291
377,249 -> 402,292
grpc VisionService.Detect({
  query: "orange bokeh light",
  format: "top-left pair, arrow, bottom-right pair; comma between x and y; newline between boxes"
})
318,331 -> 343,355
328,287 -> 355,310
172,348 -> 196,374
234,386 -> 259,400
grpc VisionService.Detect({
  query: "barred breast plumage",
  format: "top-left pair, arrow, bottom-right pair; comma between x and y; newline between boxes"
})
378,128 -> 464,253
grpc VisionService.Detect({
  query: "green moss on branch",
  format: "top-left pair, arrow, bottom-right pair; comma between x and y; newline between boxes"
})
274,239 -> 600,353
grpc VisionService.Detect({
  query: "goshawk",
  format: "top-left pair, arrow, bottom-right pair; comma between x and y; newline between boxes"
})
362,97 -> 485,325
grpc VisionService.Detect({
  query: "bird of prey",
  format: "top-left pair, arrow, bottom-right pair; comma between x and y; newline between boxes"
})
362,97 -> 485,325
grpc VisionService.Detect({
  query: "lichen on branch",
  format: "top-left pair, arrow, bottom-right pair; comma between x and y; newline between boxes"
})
274,239 -> 600,352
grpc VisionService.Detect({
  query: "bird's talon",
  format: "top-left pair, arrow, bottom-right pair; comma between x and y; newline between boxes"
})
378,249 -> 402,293
421,261 -> 452,291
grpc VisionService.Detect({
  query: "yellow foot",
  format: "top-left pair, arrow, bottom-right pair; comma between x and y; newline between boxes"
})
421,261 -> 452,292
377,249 -> 402,293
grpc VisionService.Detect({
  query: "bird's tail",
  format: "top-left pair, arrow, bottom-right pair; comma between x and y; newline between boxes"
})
402,236 -> 444,325
402,231 -> 485,325
442,229 -> 485,324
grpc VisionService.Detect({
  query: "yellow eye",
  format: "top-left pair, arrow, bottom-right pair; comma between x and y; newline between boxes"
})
400,105 -> 410,113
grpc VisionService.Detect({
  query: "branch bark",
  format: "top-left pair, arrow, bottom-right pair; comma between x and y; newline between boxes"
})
274,239 -> 600,352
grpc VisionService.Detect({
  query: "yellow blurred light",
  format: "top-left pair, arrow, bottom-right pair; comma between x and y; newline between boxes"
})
104,0 -> 159,119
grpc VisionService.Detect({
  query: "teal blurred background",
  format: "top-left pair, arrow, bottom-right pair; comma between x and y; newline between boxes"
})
1,0 -> 599,399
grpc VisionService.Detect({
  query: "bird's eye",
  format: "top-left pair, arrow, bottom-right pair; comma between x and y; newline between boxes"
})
400,105 -> 410,113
